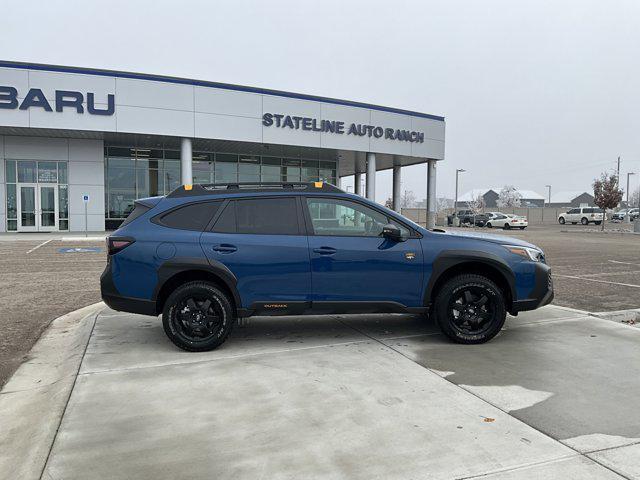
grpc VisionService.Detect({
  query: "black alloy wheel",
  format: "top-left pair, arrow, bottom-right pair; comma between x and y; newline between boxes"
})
163,281 -> 235,352
434,274 -> 506,344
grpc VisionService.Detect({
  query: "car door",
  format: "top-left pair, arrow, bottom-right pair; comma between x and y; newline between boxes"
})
303,196 -> 424,310
200,196 -> 312,314
566,208 -> 578,222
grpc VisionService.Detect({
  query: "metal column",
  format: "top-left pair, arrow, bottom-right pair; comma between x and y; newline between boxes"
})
366,152 -> 376,200
180,138 -> 193,185
354,172 -> 362,196
392,164 -> 401,212
426,159 -> 437,228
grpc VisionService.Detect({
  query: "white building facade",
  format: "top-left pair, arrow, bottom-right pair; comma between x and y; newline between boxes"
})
0,61 -> 445,232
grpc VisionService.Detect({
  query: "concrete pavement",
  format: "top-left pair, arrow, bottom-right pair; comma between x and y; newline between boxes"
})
3,305 -> 639,479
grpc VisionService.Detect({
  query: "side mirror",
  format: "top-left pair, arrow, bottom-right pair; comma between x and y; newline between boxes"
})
382,223 -> 404,242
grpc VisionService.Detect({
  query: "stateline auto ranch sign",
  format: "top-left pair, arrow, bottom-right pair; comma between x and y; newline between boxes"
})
262,113 -> 425,143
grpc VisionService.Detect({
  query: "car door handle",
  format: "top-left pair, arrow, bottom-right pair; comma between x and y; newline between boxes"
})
212,244 -> 237,253
313,246 -> 337,255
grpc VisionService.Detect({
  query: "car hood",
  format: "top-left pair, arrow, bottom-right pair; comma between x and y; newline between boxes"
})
429,229 -> 539,249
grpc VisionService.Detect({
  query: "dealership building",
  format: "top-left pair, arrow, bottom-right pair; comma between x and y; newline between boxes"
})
0,61 -> 445,232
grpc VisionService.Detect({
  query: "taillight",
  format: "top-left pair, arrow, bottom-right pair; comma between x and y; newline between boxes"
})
107,236 -> 135,255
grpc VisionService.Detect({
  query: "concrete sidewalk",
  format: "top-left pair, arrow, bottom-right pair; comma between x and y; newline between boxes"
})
3,305 -> 640,479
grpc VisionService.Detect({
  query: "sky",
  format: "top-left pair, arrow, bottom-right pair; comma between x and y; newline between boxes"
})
1,0 -> 639,203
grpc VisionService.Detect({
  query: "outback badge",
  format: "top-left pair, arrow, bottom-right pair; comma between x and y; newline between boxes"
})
405,252 -> 416,260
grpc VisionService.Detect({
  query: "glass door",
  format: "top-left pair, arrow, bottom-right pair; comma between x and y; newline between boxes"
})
39,185 -> 59,231
17,184 -> 38,232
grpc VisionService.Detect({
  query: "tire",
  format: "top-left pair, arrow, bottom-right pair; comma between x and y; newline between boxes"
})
594,221 -> 602,225
434,274 -> 506,344
519,227 -> 526,230
486,222 -> 492,228
571,222 -> 577,225
558,217 -> 565,225
581,217 -> 588,225
162,281 -> 235,352
504,223 -> 511,230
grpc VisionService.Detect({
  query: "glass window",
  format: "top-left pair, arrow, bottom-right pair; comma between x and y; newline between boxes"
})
58,185 -> 68,219
215,154 -> 238,183
301,160 -> 319,182
261,157 -> 281,182
38,162 -> 58,183
193,153 -> 213,184
7,219 -> 17,231
235,198 -> 299,235
306,197 -> 408,237
160,201 -> 222,231
17,161 -> 37,183
212,201 -> 236,233
239,156 -> 260,182
5,160 -> 16,183
121,203 -> 151,227
106,157 -> 136,219
58,162 -> 68,184
162,159 -> 181,194
6,184 -> 16,219
282,159 -> 300,182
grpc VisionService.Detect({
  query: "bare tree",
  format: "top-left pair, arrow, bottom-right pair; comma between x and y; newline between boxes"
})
496,185 -> 522,210
466,194 -> 485,228
593,171 -> 624,231
401,190 -> 417,208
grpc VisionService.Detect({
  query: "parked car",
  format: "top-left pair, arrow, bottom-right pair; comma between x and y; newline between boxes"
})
447,210 -> 488,226
611,209 -> 630,221
558,207 -> 604,225
101,182 -> 553,350
485,212 -> 528,230
630,208 -> 640,221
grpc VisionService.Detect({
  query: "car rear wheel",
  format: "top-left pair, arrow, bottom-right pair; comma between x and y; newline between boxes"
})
162,281 -> 235,352
558,217 -> 565,225
433,274 -> 506,344
519,226 -> 526,229
504,223 -> 510,230
486,222 -> 492,228
594,221 -> 602,225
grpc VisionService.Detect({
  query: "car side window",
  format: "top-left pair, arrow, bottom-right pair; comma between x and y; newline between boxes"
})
583,208 -> 593,214
158,201 -> 222,231
567,208 -> 578,214
306,197 -> 409,237
212,197 -> 300,235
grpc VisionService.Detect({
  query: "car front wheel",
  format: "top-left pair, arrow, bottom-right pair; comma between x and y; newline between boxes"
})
433,274 -> 506,344
558,217 -> 565,225
162,281 -> 235,352
486,222 -> 492,228
504,223 -> 511,230
581,217 -> 589,225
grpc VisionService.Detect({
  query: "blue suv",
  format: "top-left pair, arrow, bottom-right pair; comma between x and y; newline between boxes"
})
101,182 -> 553,351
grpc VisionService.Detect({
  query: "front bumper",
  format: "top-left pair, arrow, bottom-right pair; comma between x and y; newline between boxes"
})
511,262 -> 554,313
100,261 -> 157,316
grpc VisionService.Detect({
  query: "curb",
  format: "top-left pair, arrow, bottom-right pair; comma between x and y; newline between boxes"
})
0,302 -> 105,480
590,309 -> 640,328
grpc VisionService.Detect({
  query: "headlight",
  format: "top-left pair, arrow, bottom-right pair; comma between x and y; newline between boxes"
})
504,245 -> 544,262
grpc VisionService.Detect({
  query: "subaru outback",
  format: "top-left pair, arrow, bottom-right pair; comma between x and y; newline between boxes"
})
101,182 -> 553,351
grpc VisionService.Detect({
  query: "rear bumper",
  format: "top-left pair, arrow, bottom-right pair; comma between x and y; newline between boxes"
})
100,261 -> 157,316
511,262 -> 554,313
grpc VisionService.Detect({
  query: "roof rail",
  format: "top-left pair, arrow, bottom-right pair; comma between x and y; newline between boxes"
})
167,181 -> 344,198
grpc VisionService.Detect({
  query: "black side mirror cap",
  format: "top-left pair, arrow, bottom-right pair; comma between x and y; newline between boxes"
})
382,223 -> 404,242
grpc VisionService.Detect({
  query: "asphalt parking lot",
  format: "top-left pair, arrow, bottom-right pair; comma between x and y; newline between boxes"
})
0,235 -> 104,387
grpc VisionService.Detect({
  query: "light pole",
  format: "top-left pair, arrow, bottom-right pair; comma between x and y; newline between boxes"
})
626,172 -> 635,205
454,169 -> 465,225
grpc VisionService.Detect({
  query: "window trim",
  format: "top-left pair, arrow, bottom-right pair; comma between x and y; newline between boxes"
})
301,194 -> 421,239
151,199 -> 224,231
208,195 -> 306,236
